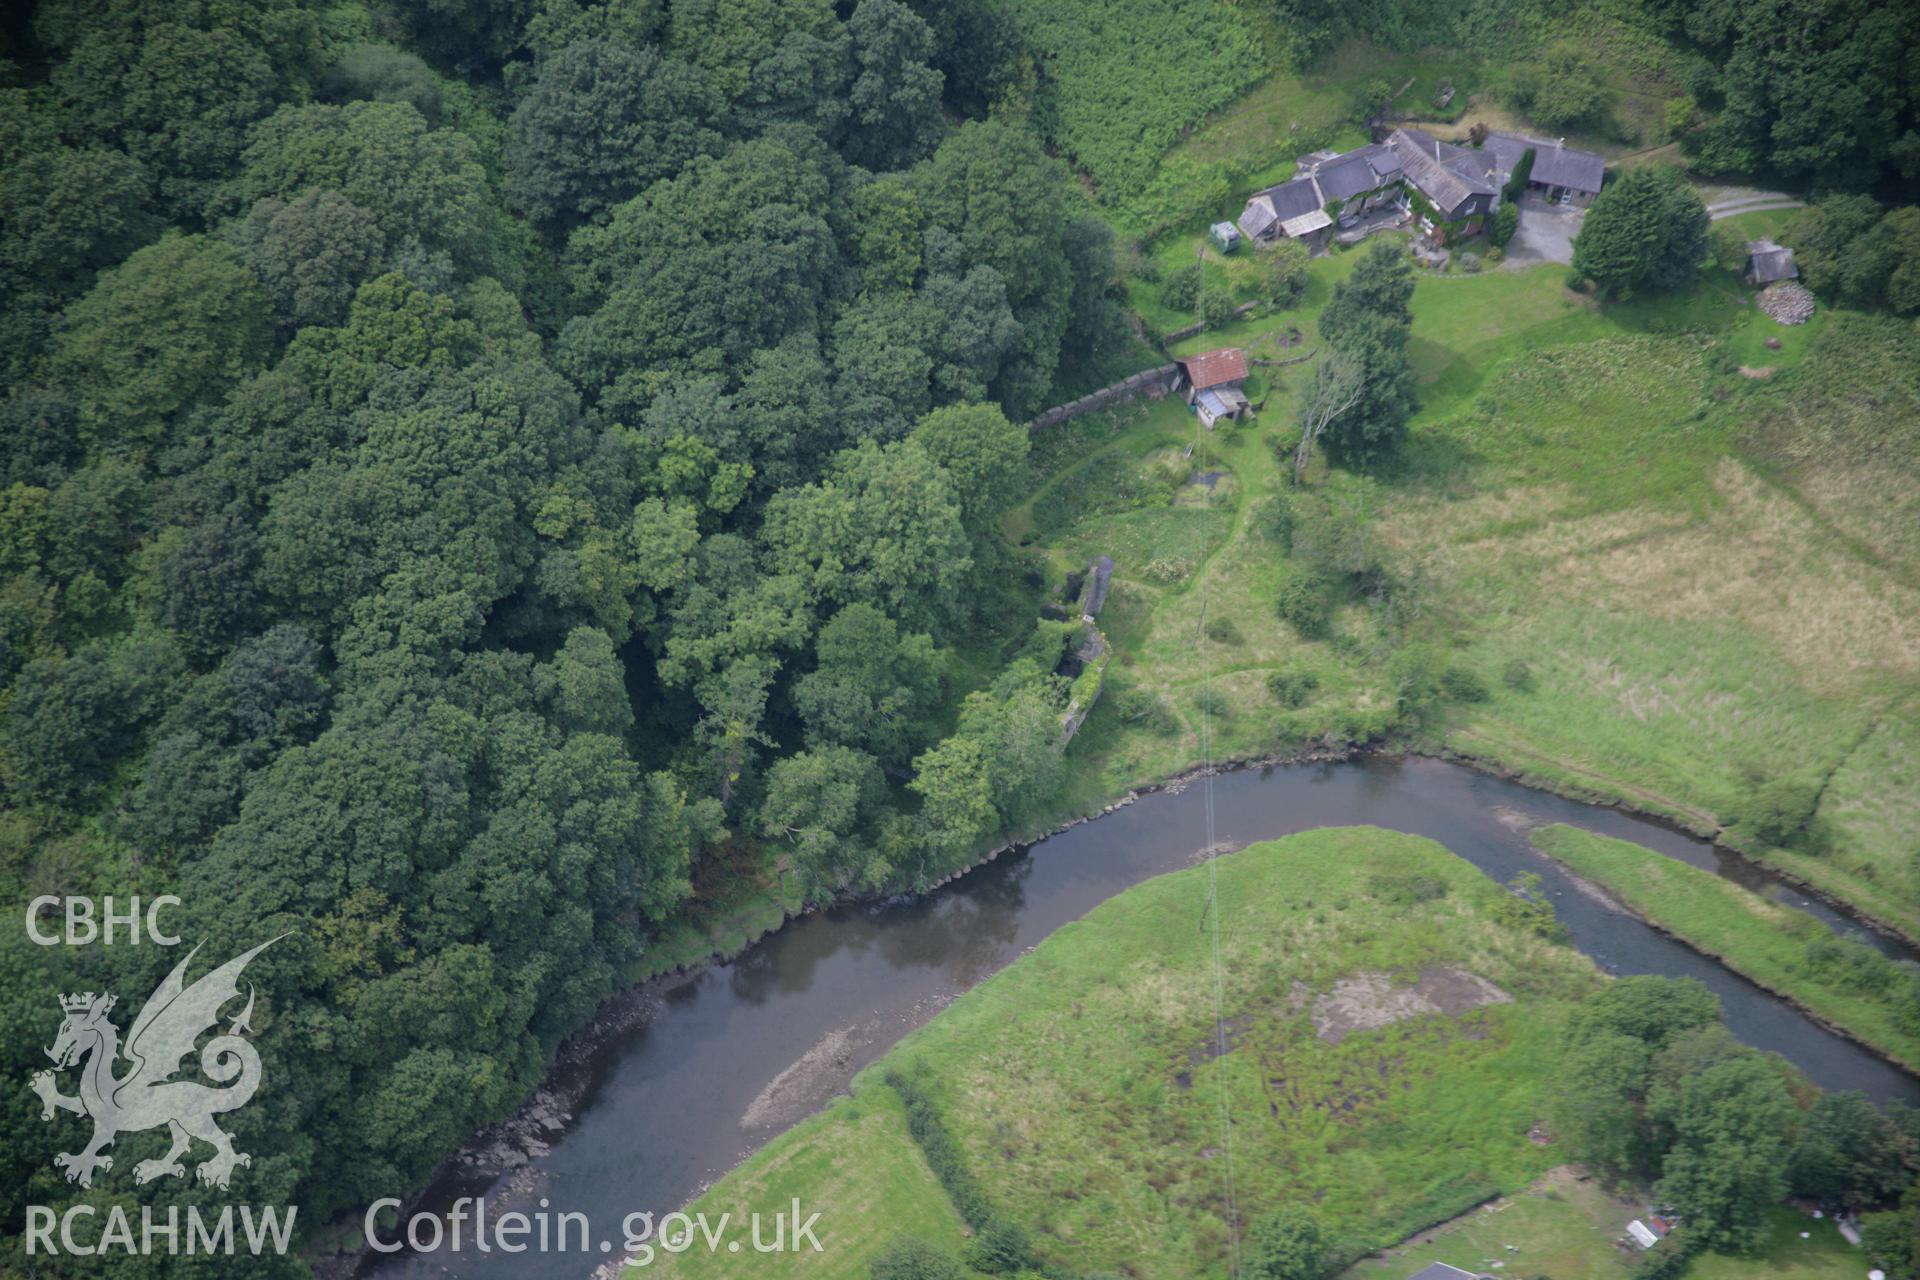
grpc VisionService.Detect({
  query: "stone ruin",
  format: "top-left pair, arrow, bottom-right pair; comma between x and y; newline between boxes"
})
1758,280 -> 1815,325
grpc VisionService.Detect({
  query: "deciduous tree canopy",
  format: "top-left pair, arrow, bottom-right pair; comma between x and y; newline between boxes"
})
0,0 -> 1117,1254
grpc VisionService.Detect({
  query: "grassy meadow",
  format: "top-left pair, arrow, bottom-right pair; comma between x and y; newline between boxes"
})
640,827 -> 1609,1279
1006,217 -> 1920,938
1529,825 -> 1920,1070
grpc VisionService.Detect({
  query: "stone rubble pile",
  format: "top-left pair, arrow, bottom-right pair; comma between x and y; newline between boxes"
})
1758,281 -> 1815,324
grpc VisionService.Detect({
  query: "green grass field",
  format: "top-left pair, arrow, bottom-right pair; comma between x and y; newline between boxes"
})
1529,825 -> 1920,1071
639,828 -> 1611,1278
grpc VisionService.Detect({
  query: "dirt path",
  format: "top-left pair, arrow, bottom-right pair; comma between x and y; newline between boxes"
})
1703,191 -> 1804,221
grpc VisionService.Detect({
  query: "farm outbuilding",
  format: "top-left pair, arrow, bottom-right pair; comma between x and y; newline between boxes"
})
1237,176 -> 1323,245
1173,348 -> 1251,427
1193,385 -> 1251,428
1746,238 -> 1798,284
1525,138 -> 1605,205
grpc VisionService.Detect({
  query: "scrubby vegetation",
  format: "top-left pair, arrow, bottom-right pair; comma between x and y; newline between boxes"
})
1531,826 -> 1920,1069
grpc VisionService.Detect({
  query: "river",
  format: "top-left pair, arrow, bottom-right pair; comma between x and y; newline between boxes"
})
367,754 -> 1919,1279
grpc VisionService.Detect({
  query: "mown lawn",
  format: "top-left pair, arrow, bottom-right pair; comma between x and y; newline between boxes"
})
1338,1167 -> 1639,1280
1530,825 -> 1920,1070
1683,1206 -> 1866,1280
1338,1175 -> 1866,1280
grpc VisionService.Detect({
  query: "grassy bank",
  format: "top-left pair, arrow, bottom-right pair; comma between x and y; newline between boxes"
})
1529,825 -> 1920,1071
645,827 -> 1610,1277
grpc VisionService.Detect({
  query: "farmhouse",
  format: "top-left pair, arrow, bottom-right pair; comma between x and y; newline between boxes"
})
1386,127 -> 1496,237
1232,128 -> 1498,244
1236,129 -> 1606,249
1173,348 -> 1251,428
1745,237 -> 1798,284
1485,132 -> 1605,205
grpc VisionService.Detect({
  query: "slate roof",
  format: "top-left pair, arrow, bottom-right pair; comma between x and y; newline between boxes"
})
1408,1265 -> 1481,1280
1178,348 -> 1249,390
1312,143 -> 1401,202
1530,141 -> 1606,194
1261,176 -> 1323,222
1483,132 -> 1534,179
1747,238 -> 1798,283
1387,129 -> 1495,218
1238,194 -> 1279,239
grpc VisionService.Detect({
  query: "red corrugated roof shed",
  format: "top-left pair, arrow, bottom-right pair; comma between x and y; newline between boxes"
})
1178,348 -> 1249,390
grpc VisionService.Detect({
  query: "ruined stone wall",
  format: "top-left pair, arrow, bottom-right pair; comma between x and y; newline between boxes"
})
1027,363 -> 1179,431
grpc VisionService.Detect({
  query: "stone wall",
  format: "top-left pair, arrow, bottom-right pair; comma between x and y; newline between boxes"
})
1160,299 -> 1260,344
1027,363 -> 1180,431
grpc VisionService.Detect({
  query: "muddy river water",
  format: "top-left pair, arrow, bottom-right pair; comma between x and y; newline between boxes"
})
368,754 -> 1919,1279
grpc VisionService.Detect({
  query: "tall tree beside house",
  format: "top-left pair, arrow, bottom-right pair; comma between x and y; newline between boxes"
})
1502,146 -> 1535,205
1319,238 -> 1413,340
1310,240 -> 1417,467
1265,236 -> 1310,306
1490,202 -> 1519,249
1570,166 -> 1708,298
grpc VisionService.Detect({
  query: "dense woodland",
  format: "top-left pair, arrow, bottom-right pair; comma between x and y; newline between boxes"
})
2,0 -> 1918,1274
0,0 -> 1124,1265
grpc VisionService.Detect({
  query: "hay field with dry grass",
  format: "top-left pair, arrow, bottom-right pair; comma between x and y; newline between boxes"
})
1394,316 -> 1920,935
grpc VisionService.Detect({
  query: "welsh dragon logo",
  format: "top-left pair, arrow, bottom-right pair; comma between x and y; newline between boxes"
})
30,937 -> 280,1190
